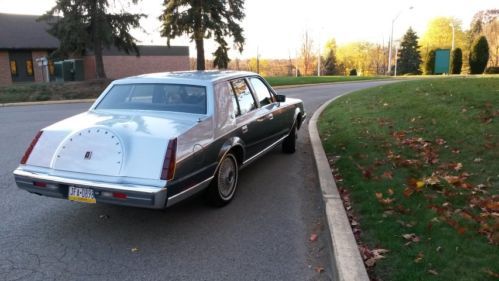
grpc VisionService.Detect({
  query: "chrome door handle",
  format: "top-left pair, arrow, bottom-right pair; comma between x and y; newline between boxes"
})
242,125 -> 248,133
268,113 -> 274,120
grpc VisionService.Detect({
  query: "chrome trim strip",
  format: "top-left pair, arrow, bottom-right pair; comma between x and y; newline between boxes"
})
241,134 -> 288,168
166,176 -> 214,207
13,169 -> 165,194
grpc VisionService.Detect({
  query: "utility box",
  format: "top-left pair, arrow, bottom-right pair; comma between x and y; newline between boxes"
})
54,61 -> 64,82
66,59 -> 85,81
434,49 -> 450,74
53,59 -> 85,82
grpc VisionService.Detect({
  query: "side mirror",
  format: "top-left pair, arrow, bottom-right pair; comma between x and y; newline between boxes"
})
275,94 -> 286,102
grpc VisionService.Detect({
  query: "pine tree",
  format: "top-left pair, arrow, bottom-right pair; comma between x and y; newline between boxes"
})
450,48 -> 463,74
40,0 -> 145,79
160,0 -> 245,70
397,27 -> 422,75
469,36 -> 490,74
323,39 -> 338,75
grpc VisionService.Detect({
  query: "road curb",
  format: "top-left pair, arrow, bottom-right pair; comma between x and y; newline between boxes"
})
0,99 -> 95,107
273,78 -> 395,90
308,92 -> 369,281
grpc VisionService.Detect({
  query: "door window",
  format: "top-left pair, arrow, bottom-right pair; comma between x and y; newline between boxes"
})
231,78 -> 256,116
249,77 -> 273,106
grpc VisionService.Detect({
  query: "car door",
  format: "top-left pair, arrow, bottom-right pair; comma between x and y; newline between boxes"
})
229,78 -> 269,158
247,76 -> 289,144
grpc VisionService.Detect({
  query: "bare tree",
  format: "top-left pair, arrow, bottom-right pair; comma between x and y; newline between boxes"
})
299,31 -> 315,76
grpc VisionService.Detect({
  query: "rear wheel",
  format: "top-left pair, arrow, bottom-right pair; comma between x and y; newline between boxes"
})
206,153 -> 239,207
282,124 -> 297,153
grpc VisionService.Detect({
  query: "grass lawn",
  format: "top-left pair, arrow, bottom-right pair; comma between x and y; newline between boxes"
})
265,75 -> 386,87
319,77 -> 499,281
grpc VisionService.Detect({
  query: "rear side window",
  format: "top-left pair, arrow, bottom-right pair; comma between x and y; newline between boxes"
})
96,83 -> 207,114
249,77 -> 273,106
230,79 -> 256,116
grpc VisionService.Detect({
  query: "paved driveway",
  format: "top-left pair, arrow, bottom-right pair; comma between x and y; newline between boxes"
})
0,81 -> 393,281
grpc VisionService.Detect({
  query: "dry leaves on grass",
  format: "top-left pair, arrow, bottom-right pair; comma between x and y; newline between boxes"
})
359,245 -> 389,267
402,233 -> 420,245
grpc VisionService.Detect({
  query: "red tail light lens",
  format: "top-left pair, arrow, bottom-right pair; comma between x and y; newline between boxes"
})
20,131 -> 43,164
113,192 -> 127,199
161,138 -> 177,181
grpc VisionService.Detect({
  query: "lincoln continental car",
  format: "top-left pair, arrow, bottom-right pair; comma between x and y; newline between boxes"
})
13,71 -> 306,209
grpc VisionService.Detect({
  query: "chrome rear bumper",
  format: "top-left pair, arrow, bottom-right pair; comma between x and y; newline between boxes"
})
13,169 -> 168,209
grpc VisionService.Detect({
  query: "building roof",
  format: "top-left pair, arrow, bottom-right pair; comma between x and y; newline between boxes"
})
0,13 -> 59,50
86,45 -> 189,57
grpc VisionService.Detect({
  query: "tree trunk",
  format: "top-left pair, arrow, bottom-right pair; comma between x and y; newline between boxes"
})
94,40 -> 106,79
195,38 -> 205,70
90,0 -> 106,78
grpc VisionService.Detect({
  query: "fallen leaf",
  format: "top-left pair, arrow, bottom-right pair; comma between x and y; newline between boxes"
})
416,180 -> 425,190
131,247 -> 139,253
428,269 -> 439,275
375,192 -> 383,200
382,171 -> 393,180
435,138 -> 446,145
309,233 -> 318,242
403,187 -> 415,198
402,233 -> 420,243
444,176 -> 461,185
414,251 -> 424,263
387,188 -> 395,196
314,266 -> 325,273
474,158 -> 482,163
484,269 -> 499,278
424,176 -> 440,186
365,258 -> 376,267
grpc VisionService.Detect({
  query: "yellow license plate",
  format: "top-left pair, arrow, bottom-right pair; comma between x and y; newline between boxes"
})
68,186 -> 96,204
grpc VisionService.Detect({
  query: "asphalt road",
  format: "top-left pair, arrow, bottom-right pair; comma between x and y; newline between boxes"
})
0,80 -> 394,281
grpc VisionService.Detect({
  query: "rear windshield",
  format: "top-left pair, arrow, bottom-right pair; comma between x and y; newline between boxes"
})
95,83 -> 207,114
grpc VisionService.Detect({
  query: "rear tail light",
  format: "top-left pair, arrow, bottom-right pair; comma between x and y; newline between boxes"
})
113,192 -> 127,199
161,138 -> 177,181
20,131 -> 43,164
33,182 -> 47,188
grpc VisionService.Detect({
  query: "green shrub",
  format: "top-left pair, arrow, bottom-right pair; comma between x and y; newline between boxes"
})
424,49 -> 436,75
485,66 -> 499,74
450,48 -> 463,74
469,36 -> 489,74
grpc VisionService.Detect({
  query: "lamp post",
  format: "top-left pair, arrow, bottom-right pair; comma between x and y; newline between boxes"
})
449,23 -> 455,51
387,6 -> 413,75
394,40 -> 400,77
449,23 -> 455,74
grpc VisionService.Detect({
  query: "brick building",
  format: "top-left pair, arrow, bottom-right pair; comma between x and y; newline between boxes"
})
0,13 -> 189,85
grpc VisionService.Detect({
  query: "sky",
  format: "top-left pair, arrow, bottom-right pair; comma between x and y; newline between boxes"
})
0,0 -> 497,59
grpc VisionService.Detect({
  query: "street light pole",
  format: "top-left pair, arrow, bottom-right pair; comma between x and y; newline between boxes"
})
387,6 -> 413,76
449,23 -> 455,74
450,23 -> 455,51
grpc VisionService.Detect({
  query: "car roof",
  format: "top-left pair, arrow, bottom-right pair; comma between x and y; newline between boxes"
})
115,70 -> 258,85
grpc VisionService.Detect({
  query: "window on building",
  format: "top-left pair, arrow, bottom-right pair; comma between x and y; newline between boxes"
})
26,60 -> 34,76
10,60 -> 17,76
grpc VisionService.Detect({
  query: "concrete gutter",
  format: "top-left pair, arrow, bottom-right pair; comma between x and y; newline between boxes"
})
0,99 -> 95,107
308,93 -> 369,281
